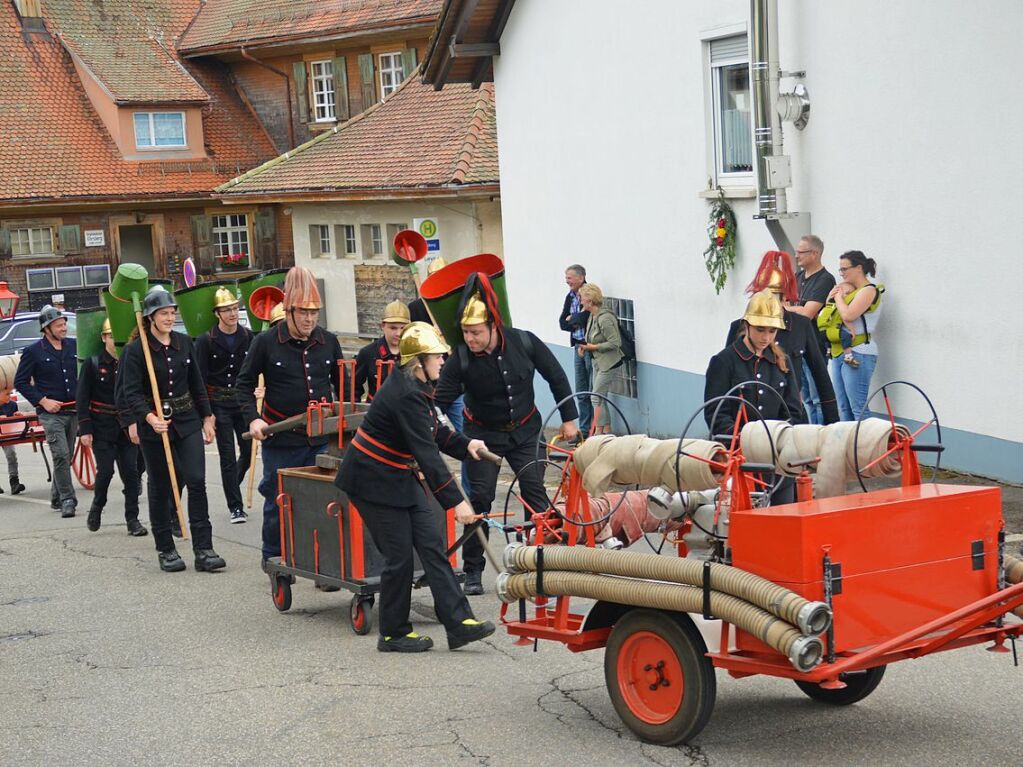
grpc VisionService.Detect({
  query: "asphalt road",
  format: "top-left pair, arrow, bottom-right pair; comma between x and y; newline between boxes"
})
1,444 -> 1021,766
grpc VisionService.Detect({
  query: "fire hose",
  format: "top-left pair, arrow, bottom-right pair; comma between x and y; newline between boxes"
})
502,543 -> 831,636
496,570 -> 822,672
572,435 -> 724,497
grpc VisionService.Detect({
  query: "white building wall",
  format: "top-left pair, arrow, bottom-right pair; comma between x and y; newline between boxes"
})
493,0 -> 1023,475
292,199 -> 502,334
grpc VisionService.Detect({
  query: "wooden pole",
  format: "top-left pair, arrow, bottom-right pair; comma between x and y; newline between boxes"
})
245,373 -> 264,508
134,308 -> 187,537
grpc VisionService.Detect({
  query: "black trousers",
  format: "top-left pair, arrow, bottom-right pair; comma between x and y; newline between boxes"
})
462,415 -> 550,574
351,494 -> 473,638
91,433 -> 140,521
139,429 -> 212,553
212,403 -> 250,512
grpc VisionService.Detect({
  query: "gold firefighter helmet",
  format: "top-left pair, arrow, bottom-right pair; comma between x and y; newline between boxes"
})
426,257 -> 447,276
269,302 -> 285,326
213,286 -> 240,310
399,321 -> 451,365
283,266 -> 322,310
381,300 -> 410,325
101,318 -> 112,336
742,289 -> 785,329
765,269 -> 785,294
459,291 -> 490,327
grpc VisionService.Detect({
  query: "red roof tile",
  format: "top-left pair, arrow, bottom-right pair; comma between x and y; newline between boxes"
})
179,0 -> 442,54
217,74 -> 498,197
0,3 -> 277,204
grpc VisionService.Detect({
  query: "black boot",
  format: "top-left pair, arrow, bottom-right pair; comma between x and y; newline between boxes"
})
194,549 -> 226,572
86,508 -> 101,532
158,549 -> 186,572
463,571 -> 484,596
378,633 -> 434,653
447,619 -> 496,650
61,499 -> 76,518
9,477 -> 24,494
126,519 -> 148,537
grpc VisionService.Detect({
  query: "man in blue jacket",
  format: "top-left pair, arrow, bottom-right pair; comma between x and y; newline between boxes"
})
559,264 -> 591,437
15,305 -> 78,516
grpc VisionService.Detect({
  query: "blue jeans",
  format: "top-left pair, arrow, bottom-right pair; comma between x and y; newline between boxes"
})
830,352 -> 878,421
259,442 -> 326,560
445,395 -> 471,497
574,347 -> 593,436
800,363 -> 824,425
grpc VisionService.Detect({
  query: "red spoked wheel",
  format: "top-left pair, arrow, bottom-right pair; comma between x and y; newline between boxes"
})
72,440 -> 96,490
271,575 -> 292,612
605,609 -> 716,746
350,595 -> 373,635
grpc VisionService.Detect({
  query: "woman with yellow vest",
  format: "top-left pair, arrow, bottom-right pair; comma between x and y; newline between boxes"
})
819,250 -> 884,421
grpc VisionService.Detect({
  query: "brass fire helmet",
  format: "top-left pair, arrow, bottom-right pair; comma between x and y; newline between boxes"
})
426,257 -> 447,276
382,300 -> 410,324
399,321 -> 451,365
268,303 -> 286,326
101,318 -> 112,336
742,289 -> 785,329
459,291 -> 490,327
213,287 -> 240,310
765,268 -> 785,294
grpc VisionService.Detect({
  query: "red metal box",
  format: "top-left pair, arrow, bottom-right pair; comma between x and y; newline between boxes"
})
729,484 -> 1002,653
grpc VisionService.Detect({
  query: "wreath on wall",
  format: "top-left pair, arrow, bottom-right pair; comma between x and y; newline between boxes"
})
703,191 -> 738,294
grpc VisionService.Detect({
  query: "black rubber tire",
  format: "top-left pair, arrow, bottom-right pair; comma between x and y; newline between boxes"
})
604,609 -> 716,746
350,596 -> 373,636
795,665 -> 886,705
271,576 -> 292,612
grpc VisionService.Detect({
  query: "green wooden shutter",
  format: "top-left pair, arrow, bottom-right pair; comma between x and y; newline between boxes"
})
0,229 -> 10,260
401,47 -> 418,80
254,208 -> 277,269
358,53 -> 376,110
292,61 -> 309,124
332,56 -> 350,120
191,214 -> 214,274
59,224 -> 81,254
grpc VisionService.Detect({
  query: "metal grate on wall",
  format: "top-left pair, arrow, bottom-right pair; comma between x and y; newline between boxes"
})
605,296 -> 637,399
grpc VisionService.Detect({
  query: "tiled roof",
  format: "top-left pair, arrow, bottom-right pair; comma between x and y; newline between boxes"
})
179,0 -> 442,54
47,0 -> 208,103
218,74 -> 498,197
0,3 -> 277,204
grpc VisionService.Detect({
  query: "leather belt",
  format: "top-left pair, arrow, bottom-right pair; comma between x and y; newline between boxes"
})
463,405 -> 537,433
151,394 -> 194,417
206,385 -> 238,403
88,400 -> 119,416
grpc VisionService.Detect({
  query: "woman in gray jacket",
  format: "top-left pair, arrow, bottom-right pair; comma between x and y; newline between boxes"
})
578,283 -> 623,435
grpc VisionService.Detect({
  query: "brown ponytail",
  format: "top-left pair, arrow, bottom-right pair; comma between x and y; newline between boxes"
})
772,342 -> 790,373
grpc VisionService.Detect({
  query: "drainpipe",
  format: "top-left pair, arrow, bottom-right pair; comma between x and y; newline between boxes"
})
750,0 -> 810,253
239,46 -> 296,149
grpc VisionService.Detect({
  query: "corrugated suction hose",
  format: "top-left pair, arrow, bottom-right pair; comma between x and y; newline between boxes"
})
503,543 -> 831,636
497,570 -> 822,672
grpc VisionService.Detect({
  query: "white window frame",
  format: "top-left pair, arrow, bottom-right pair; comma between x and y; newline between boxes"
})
361,224 -> 384,258
378,52 -> 404,98
25,268 -> 56,292
83,264 -> 112,286
211,213 -> 250,270
341,224 -> 357,256
133,111 -> 186,150
703,28 -> 754,189
317,225 -> 332,257
55,266 -> 84,289
310,60 -> 336,122
10,226 -> 55,258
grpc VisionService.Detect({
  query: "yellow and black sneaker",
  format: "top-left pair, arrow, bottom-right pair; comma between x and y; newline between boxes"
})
377,632 -> 434,653
447,618 -> 496,650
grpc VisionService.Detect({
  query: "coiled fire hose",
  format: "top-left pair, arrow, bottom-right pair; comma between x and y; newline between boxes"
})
1006,554 -> 1023,618
502,543 -> 831,636
497,570 -> 823,672
572,435 -> 724,498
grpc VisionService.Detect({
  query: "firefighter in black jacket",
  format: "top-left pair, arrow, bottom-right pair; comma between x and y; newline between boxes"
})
236,267 -> 346,567
353,300 -> 409,401
336,322 -> 496,653
196,287 -> 255,524
705,290 -> 806,504
116,287 -> 224,573
77,318 -> 146,536
435,276 -> 579,595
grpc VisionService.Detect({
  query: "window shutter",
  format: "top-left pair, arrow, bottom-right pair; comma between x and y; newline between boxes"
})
59,224 -> 81,254
190,214 -> 214,274
357,53 -> 376,110
0,229 -> 10,260
254,208 -> 277,269
710,35 -> 748,63
332,56 -> 350,120
401,47 -> 418,79
292,61 -> 309,124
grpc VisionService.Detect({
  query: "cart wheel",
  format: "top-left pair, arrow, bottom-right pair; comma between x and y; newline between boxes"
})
72,440 -> 96,490
271,575 -> 292,612
350,596 -> 373,636
795,665 -> 886,705
604,609 -> 716,746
